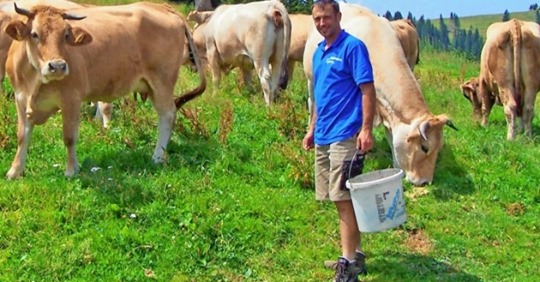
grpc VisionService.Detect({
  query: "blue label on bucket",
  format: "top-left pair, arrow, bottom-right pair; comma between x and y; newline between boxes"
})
386,188 -> 402,220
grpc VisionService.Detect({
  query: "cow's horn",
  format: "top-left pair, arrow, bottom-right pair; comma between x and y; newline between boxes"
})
13,3 -> 31,17
446,120 -> 458,131
63,13 -> 86,21
418,120 -> 429,141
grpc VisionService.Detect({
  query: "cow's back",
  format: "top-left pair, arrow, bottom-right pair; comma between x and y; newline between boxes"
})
390,19 -> 420,69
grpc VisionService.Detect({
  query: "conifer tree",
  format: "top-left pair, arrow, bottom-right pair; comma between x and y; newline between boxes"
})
502,10 -> 511,22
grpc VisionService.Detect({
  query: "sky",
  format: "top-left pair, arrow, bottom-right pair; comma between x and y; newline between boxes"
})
348,0 -> 533,19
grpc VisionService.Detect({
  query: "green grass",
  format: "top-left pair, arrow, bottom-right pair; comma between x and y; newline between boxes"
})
1,2 -> 540,281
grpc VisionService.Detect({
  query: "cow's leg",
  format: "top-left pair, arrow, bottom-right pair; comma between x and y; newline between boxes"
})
0,43 -> 8,94
148,88 -> 176,164
60,100 -> 82,177
497,88 -> 517,140
206,43 -> 221,95
287,61 -> 296,85
522,88 -> 536,137
478,80 -> 495,126
240,68 -> 254,93
254,60 -> 273,106
96,102 -> 113,128
307,78 -> 314,123
384,128 -> 400,168
6,93 -> 34,179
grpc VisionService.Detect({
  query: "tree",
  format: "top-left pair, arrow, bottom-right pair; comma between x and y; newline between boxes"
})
439,14 -> 450,50
502,9 -> 511,22
393,11 -> 403,20
407,12 -> 414,21
536,9 -> 540,24
384,10 -> 393,20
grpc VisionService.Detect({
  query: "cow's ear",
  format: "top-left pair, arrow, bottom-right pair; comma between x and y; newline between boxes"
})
68,27 -> 92,46
461,83 -> 474,92
5,21 -> 28,41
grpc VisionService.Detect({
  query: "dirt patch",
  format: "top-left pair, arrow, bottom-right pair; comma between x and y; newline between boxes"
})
405,187 -> 430,201
404,229 -> 433,255
506,202 -> 525,216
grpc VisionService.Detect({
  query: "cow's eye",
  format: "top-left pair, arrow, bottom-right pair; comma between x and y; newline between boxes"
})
421,143 -> 429,154
64,32 -> 70,41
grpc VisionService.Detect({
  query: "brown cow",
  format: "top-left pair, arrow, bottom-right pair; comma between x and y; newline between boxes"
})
304,3 -> 455,185
390,18 -> 420,70
0,0 -> 84,93
476,19 -> 540,140
0,0 -> 123,128
5,2 -> 206,179
186,9 -> 213,28
280,13 -> 314,88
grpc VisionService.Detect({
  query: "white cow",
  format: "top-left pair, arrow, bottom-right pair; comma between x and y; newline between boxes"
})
304,3 -> 455,185
200,0 -> 291,105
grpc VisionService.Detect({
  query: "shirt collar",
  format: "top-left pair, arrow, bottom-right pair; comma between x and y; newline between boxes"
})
317,29 -> 347,51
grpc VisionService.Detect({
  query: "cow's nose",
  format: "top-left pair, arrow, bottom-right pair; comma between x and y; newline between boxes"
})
48,60 -> 67,73
406,175 -> 431,186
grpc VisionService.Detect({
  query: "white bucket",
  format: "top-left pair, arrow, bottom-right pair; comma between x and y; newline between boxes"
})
346,168 -> 406,233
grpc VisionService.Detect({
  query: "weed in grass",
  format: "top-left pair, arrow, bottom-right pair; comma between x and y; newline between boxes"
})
218,100 -> 234,144
179,107 -> 210,139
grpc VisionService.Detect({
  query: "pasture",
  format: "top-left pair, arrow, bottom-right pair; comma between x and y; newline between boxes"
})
0,1 -> 539,281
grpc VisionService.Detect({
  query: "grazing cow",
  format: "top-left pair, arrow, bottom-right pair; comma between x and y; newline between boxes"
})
390,18 -> 420,70
186,10 -> 212,68
475,19 -> 540,140
186,9 -> 213,28
200,0 -> 291,106
277,13 -> 313,89
303,3 -> 456,185
5,2 -> 206,179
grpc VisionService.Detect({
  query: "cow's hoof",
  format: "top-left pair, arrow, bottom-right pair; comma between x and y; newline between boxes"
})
152,156 -> 165,164
64,165 -> 80,178
6,168 -> 23,180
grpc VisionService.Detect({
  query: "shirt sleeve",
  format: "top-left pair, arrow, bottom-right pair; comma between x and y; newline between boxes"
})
347,40 -> 374,86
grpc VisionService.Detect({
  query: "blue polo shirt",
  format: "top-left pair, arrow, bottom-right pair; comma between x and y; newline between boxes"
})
312,30 -> 373,146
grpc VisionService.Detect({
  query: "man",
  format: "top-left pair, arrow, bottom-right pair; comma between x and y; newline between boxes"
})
302,0 -> 376,281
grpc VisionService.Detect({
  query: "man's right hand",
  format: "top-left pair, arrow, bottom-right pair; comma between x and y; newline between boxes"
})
302,131 -> 314,150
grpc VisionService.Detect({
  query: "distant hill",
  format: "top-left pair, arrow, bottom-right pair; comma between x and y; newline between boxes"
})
440,10 -> 536,39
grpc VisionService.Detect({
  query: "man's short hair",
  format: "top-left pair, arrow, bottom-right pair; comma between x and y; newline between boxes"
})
312,0 -> 340,14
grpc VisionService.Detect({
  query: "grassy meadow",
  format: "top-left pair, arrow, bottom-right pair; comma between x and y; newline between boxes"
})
1,1 -> 539,281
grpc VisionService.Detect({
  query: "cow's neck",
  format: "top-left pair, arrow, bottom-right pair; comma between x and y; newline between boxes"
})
373,55 -> 430,125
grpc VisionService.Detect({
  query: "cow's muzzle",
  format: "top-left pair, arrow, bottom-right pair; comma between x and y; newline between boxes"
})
48,59 -> 68,73
42,59 -> 69,82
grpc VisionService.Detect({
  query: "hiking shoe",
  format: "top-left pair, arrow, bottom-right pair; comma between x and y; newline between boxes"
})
324,252 -> 367,275
334,256 -> 361,282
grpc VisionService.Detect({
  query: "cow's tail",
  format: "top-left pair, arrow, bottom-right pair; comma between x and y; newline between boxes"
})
175,26 -> 207,109
273,4 -> 291,90
511,19 -> 522,117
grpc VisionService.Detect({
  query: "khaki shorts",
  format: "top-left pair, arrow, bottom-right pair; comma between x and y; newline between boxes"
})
314,135 -> 362,201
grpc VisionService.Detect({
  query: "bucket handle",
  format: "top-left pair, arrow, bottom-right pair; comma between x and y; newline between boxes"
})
347,149 -> 364,179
